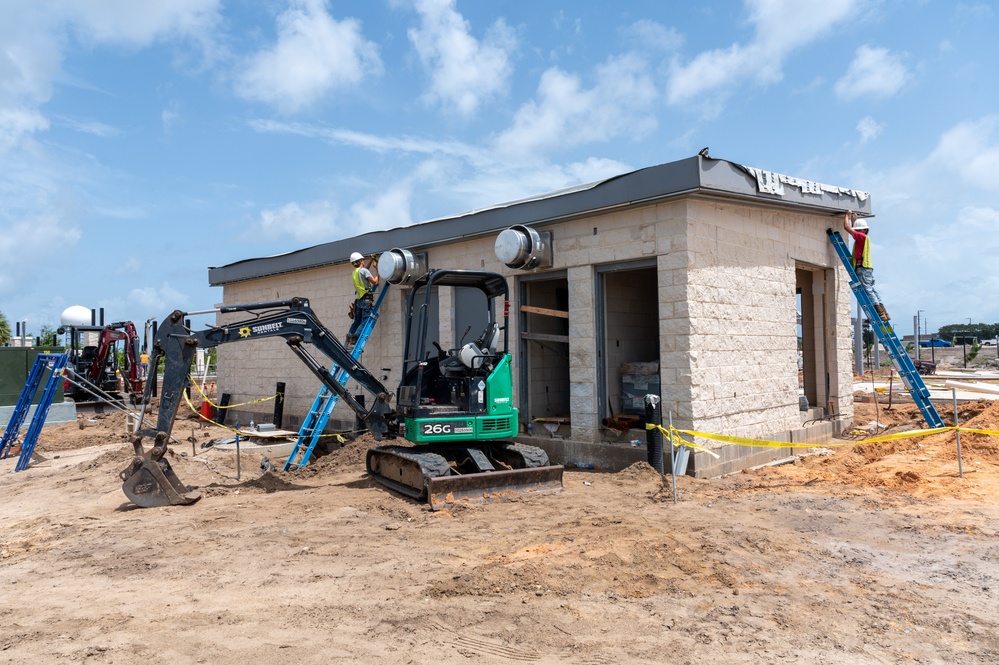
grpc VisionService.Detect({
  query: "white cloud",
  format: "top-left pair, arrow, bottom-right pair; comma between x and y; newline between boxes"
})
926,116 -> 999,193
849,117 -> 999,323
0,109 -> 50,151
622,19 -> 683,53
253,200 -> 341,243
249,185 -> 415,246
493,53 -> 658,157
667,0 -> 859,109
0,213 -> 82,294
59,0 -> 221,47
350,183 -> 414,232
407,0 -> 516,117
834,45 -> 910,100
124,283 -> 193,314
856,116 -> 884,143
0,0 -> 221,153
235,0 -> 382,113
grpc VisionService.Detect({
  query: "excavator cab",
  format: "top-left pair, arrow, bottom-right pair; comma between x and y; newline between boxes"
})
366,269 -> 564,509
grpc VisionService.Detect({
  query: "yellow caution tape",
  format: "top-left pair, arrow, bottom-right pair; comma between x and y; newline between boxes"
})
183,379 -> 349,441
636,421 -> 999,455
955,427 -> 999,436
189,376 -> 279,409
645,423 -> 720,459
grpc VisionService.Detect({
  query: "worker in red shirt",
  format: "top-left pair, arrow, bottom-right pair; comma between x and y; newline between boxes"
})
843,211 -> 889,321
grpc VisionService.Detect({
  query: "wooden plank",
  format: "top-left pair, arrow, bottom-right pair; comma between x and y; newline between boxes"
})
521,332 -> 569,344
520,305 -> 569,319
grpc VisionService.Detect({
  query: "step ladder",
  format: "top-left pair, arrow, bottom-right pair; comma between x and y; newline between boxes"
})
284,284 -> 390,471
1,353 -> 69,471
828,229 -> 944,428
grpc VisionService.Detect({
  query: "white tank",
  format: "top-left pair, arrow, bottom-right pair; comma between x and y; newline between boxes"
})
61,305 -> 92,326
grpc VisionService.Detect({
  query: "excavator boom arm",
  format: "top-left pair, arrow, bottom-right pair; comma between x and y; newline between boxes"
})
122,296 -> 396,508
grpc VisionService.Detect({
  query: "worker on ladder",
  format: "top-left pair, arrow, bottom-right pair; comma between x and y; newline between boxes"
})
843,211 -> 889,321
346,251 -> 379,346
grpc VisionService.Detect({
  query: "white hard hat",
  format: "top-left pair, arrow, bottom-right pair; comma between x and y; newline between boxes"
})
852,218 -> 869,231
349,251 -> 364,263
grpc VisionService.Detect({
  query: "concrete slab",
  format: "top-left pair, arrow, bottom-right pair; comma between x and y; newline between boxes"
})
0,400 -> 77,429
209,435 -> 297,458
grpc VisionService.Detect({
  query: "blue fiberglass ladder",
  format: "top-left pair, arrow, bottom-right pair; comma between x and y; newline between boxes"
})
828,229 -> 944,429
284,284 -> 390,471
1,353 -> 69,471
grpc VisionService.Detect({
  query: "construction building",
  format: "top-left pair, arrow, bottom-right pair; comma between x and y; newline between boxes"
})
207,153 -> 870,477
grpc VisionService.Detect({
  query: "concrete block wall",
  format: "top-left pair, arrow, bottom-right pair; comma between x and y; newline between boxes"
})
217,264 -> 405,429
681,200 -> 849,445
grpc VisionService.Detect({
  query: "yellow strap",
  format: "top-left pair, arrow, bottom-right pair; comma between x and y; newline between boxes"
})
190,376 -> 278,408
645,423 -> 720,459
182,386 -> 346,442
642,423 -> 997,455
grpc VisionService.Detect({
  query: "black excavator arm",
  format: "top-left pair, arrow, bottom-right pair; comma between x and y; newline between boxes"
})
119,296 -> 396,508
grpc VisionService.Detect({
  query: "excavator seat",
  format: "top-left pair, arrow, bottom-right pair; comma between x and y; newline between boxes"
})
459,322 -> 499,370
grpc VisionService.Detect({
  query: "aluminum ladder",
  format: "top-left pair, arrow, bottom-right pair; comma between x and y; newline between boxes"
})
284,284 -> 390,470
827,229 -> 944,428
1,353 -> 69,471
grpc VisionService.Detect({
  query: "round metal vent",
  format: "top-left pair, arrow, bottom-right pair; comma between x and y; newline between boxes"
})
377,248 -> 427,285
495,225 -> 548,270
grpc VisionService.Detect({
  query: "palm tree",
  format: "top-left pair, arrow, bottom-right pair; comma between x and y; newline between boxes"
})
0,311 -> 10,345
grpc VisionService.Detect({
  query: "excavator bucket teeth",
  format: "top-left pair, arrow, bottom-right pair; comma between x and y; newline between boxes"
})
121,456 -> 201,508
427,464 -> 564,511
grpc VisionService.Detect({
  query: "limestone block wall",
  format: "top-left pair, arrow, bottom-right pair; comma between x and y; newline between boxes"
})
681,199 -> 849,443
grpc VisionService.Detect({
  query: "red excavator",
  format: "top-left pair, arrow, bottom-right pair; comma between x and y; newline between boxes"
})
63,321 -> 143,402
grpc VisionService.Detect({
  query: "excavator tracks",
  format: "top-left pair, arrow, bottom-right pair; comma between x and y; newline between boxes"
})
366,442 -> 564,510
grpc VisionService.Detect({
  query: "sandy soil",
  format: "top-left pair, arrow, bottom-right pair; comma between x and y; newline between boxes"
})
2,395 -> 998,665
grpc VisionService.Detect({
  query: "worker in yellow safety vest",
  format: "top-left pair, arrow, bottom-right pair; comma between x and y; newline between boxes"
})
346,251 -> 379,346
843,211 -> 889,321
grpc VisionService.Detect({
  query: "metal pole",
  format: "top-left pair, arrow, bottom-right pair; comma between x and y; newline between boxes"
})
273,382 -> 286,429
854,303 -> 864,375
234,418 -> 242,481
644,395 -> 664,474
914,314 -> 921,361
952,389 -> 963,479
668,411 -> 677,505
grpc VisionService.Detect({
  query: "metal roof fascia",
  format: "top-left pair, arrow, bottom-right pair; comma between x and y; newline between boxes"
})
208,155 -> 869,286
208,156 -> 703,286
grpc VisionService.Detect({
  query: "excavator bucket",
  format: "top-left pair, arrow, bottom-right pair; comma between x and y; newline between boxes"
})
121,454 -> 201,508
426,464 -> 564,511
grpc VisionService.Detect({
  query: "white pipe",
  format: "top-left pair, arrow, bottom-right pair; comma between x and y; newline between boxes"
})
943,380 -> 999,396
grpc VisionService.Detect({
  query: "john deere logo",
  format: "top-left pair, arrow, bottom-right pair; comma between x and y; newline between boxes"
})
238,327 -> 252,338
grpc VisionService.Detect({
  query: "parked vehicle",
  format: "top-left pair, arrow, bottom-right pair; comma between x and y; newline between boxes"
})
981,338 -> 997,346
919,337 -> 952,348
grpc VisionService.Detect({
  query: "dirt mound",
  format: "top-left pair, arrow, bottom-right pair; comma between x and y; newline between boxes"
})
753,398 -> 999,499
295,434 -> 376,477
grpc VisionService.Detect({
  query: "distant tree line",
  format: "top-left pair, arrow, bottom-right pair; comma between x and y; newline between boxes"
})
937,322 -> 999,341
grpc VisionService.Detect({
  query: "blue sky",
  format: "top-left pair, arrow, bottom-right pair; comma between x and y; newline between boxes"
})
2,0 -> 997,340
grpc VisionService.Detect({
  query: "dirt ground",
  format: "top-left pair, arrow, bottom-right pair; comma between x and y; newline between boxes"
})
2,394 -> 998,665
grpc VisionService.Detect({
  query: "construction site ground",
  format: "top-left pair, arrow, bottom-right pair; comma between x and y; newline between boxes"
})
2,390 -> 998,664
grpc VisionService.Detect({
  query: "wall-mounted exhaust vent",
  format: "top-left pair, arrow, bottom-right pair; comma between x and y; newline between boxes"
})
494,225 -> 552,270
377,248 -> 428,286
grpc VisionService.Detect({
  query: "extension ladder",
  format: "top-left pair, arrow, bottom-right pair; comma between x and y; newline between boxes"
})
284,284 -> 390,470
0,353 -> 69,471
828,229 -> 944,428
